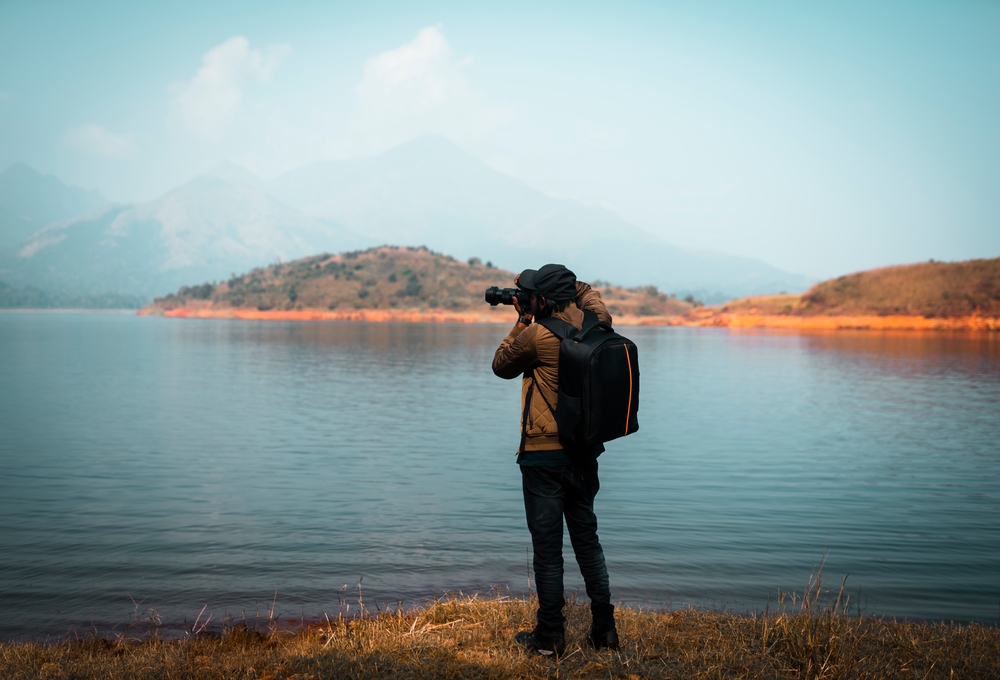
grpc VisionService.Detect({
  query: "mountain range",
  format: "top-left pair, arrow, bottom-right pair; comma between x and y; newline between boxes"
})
264,137 -> 812,301
1,175 -> 359,299
0,136 -> 812,304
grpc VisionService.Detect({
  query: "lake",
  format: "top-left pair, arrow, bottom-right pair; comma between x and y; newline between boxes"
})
1,312 -> 998,639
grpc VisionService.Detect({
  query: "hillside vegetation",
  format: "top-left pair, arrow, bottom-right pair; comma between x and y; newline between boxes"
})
150,246 -> 696,318
720,257 -> 1000,318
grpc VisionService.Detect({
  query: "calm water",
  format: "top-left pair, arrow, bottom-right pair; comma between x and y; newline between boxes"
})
1,313 -> 999,638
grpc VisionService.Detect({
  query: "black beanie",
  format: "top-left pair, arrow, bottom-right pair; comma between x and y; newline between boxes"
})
517,263 -> 577,302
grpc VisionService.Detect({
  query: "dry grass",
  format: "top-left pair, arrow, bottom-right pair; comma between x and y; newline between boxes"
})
3,593 -> 998,680
719,258 -> 1000,319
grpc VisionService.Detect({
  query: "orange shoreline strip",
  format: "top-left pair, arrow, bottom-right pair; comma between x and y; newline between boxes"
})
680,313 -> 1000,332
138,307 -> 1000,331
140,306 -> 511,324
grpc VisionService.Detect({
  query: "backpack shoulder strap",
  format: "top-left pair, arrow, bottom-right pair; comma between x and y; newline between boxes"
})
536,316 -> 577,340
538,310 -> 612,341
577,309 -> 614,341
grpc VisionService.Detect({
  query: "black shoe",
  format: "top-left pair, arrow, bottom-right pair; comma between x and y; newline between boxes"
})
515,630 -> 566,656
587,627 -> 620,650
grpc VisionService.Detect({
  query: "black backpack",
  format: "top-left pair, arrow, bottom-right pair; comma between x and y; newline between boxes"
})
537,310 -> 639,448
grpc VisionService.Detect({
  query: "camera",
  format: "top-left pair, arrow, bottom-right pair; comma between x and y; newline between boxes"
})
485,286 -> 529,307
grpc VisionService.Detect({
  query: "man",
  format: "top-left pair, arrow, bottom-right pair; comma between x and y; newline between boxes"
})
492,263 -> 619,656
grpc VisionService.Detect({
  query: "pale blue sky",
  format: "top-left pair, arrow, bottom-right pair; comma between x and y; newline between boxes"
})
1,0 -> 997,278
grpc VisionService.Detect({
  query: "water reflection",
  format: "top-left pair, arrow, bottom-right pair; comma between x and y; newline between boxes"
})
0,314 -> 998,639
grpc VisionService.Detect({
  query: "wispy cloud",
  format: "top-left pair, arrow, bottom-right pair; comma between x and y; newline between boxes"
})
64,123 -> 138,159
170,36 -> 290,141
0,90 -> 16,103
326,25 -> 515,158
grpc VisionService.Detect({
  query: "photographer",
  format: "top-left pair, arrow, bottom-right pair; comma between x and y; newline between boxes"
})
492,264 -> 619,656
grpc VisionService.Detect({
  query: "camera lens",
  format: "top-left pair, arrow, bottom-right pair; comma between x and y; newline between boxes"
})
485,286 -> 522,306
485,286 -> 503,306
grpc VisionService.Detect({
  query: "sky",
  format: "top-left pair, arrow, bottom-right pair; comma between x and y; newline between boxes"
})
0,0 -> 997,279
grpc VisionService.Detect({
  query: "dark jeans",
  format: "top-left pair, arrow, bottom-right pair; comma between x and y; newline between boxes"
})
521,460 -> 614,638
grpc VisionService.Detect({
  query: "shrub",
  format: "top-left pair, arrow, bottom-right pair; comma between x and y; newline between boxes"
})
404,273 -> 422,297
179,282 -> 215,300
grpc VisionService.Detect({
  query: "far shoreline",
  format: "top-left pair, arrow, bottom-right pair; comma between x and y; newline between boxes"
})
137,305 -> 1000,331
4,305 -> 995,332
0,308 -> 138,314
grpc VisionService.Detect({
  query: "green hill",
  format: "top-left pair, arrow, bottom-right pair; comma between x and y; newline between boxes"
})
151,246 -> 696,318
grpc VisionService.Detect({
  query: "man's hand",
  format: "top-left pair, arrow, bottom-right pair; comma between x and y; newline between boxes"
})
513,275 -> 533,327
513,295 -> 526,316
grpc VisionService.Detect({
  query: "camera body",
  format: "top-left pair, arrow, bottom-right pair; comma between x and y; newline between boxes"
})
485,286 -> 530,307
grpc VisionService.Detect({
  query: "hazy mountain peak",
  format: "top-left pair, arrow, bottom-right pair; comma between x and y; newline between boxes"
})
0,162 -> 104,202
259,136 -> 812,298
0,161 -> 43,181
266,135 -> 660,258
377,134 -> 475,162
2,174 -> 362,298
0,162 -> 109,252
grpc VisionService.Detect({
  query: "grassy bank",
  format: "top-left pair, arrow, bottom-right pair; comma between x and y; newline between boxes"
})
3,595 -> 998,679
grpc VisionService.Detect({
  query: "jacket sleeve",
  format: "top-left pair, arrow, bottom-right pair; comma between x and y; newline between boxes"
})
575,281 -> 613,325
492,324 -> 539,379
